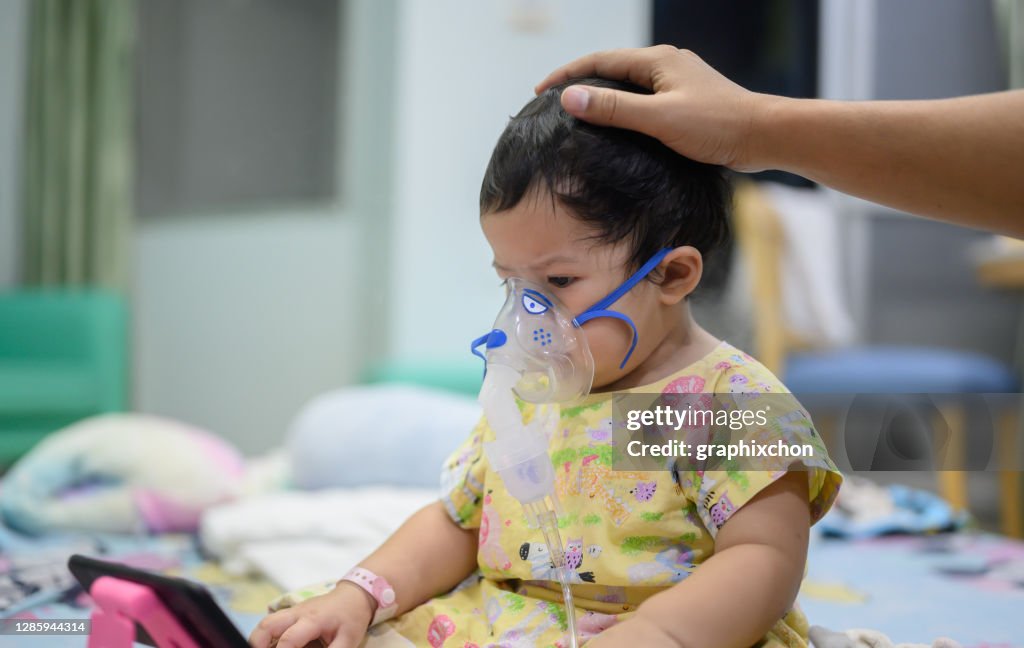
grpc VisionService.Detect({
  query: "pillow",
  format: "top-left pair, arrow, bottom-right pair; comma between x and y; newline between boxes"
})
0,414 -> 244,535
286,384 -> 481,490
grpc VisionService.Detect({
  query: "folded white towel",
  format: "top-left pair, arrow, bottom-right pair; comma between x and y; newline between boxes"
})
762,183 -> 857,348
199,487 -> 437,590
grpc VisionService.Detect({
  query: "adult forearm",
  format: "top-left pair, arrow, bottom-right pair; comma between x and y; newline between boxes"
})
355,501 -> 479,616
633,542 -> 805,648
759,91 -> 1024,235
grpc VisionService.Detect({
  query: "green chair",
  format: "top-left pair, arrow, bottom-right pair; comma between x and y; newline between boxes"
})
0,289 -> 129,466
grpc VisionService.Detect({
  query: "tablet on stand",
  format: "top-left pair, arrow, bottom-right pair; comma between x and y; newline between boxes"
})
68,554 -> 251,648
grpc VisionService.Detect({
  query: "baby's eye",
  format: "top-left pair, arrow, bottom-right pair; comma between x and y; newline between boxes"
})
548,276 -> 575,288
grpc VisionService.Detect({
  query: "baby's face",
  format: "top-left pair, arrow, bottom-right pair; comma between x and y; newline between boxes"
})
481,192 -> 665,390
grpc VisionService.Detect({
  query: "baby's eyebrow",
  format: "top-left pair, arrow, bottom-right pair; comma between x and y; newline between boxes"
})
491,255 -> 579,272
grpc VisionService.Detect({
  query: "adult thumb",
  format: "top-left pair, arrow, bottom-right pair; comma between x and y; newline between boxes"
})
560,85 -> 654,134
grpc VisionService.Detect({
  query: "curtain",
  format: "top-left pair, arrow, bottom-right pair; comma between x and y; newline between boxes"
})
995,0 -> 1024,89
22,0 -> 136,289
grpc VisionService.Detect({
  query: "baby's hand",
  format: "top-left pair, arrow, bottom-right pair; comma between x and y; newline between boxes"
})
248,582 -> 375,648
585,615 -> 679,648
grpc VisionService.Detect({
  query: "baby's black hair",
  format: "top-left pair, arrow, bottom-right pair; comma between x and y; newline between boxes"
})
479,77 -> 731,276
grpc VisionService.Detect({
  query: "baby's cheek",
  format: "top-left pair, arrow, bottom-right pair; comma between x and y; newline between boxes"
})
582,321 -> 634,386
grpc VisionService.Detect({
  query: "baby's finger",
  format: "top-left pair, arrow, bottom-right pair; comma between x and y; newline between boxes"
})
535,45 -> 670,94
325,628 -> 362,648
249,610 -> 297,648
275,618 -> 325,648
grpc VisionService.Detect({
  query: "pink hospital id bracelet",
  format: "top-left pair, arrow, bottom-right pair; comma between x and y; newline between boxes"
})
340,567 -> 398,626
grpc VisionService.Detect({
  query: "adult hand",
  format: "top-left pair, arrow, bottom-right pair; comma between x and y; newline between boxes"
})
535,45 -> 779,172
538,45 -> 1024,235
248,583 -> 374,648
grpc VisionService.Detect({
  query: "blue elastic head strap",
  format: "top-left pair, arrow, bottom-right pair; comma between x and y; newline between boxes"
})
573,247 -> 673,369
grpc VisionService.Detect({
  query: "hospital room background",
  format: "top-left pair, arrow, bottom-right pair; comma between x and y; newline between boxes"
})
0,0 -> 1023,645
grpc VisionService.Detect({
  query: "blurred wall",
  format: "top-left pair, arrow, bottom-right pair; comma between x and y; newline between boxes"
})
874,0 -> 1004,100
0,0 -> 27,288
864,0 -> 1016,358
386,0 -> 652,359
135,213 -> 363,453
135,0 -> 397,454
818,0 -> 1016,361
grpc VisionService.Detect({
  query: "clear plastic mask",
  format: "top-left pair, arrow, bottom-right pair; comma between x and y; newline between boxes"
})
472,278 -> 594,403
471,248 -> 672,402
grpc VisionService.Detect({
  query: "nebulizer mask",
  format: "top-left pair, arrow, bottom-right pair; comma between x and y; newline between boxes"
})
470,248 -> 671,648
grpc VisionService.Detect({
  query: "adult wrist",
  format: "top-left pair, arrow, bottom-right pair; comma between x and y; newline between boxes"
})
742,92 -> 796,174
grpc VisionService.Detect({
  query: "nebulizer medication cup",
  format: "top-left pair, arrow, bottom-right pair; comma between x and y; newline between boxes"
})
477,363 -> 580,645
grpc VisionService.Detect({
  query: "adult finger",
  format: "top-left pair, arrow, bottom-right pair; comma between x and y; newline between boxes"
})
249,610 -> 297,648
559,84 -> 665,136
535,45 -> 676,94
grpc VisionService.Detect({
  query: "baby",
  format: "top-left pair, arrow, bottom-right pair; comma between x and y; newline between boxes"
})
250,78 -> 842,648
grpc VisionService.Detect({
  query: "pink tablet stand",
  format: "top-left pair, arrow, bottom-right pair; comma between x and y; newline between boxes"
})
88,576 -> 200,648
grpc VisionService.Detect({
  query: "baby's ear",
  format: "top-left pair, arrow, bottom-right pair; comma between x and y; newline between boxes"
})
656,246 -> 703,305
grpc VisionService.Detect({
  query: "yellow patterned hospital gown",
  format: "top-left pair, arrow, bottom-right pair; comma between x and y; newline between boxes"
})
277,342 -> 842,647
